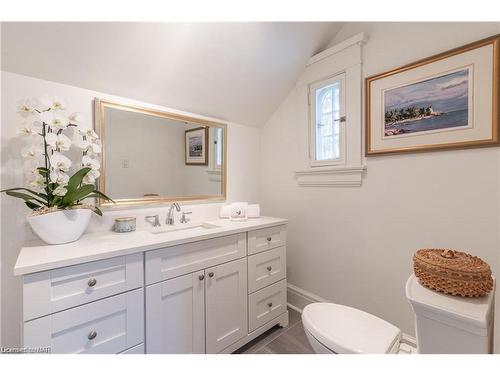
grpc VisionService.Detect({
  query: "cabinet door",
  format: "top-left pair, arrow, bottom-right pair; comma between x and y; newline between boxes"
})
146,272 -> 205,353
205,258 -> 248,353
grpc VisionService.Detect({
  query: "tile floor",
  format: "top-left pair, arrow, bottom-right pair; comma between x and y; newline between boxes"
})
234,309 -> 315,354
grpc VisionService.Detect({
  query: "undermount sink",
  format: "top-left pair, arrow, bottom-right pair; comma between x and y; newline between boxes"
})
151,222 -> 220,235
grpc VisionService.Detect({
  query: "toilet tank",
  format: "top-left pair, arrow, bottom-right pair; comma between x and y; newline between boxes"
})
406,274 -> 495,354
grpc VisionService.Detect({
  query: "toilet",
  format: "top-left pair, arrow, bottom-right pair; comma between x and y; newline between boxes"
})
302,274 -> 495,354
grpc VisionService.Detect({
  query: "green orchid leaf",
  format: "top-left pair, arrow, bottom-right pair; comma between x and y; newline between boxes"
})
52,196 -> 62,207
1,187 -> 48,200
24,201 -> 41,210
6,191 -> 47,205
67,168 -> 92,192
91,190 -> 115,203
62,184 -> 95,205
92,206 -> 103,216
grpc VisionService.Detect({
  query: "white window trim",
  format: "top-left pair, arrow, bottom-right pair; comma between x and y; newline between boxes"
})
309,73 -> 346,167
295,32 -> 366,187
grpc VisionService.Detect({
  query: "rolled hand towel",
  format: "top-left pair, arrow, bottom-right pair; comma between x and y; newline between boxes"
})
247,204 -> 261,218
230,202 -> 247,221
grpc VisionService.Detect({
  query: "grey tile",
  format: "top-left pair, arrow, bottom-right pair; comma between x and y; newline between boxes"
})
233,325 -> 287,354
264,323 -> 314,354
233,309 -> 304,354
254,347 -> 273,354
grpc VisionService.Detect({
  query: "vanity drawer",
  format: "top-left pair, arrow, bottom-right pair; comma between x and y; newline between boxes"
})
248,279 -> 287,332
145,233 -> 246,285
23,288 -> 144,354
23,253 -> 144,321
248,246 -> 286,293
248,225 -> 286,255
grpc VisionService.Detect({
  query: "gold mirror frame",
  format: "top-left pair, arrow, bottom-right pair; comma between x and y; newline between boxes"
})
94,98 -> 227,207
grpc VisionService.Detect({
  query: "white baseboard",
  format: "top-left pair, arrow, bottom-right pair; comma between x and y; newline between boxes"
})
401,333 -> 417,347
286,282 -> 416,348
287,282 -> 328,313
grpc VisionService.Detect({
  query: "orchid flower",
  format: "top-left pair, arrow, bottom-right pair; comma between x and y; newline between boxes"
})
49,170 -> 70,185
52,185 -> 68,196
83,169 -> 100,184
40,111 -> 70,131
1,95 -> 113,214
21,144 -> 44,159
78,128 -> 98,139
39,95 -> 67,111
68,112 -> 83,125
46,133 -> 72,152
17,98 -> 39,117
82,155 -> 100,170
50,153 -> 72,172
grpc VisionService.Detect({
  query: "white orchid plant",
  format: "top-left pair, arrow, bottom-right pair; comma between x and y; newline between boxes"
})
1,96 -> 113,216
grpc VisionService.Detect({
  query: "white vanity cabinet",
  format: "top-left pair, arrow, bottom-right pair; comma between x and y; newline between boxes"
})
18,218 -> 288,354
146,257 -> 248,354
21,254 -> 145,354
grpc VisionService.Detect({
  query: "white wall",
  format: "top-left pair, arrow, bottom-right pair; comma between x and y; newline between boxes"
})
0,71 -> 261,346
260,22 -> 500,348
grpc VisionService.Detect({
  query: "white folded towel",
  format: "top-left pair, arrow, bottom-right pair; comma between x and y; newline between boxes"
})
219,205 -> 232,218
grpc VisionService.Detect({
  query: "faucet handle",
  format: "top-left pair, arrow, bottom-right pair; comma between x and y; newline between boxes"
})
180,211 -> 192,224
145,214 -> 161,227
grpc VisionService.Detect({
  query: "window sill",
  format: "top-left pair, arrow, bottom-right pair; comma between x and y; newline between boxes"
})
295,165 -> 366,187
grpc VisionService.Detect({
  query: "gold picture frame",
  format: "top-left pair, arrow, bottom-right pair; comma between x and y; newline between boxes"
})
366,34 -> 499,156
95,98 -> 227,207
185,127 -> 209,165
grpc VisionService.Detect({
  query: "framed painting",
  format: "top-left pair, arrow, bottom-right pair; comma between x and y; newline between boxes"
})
185,127 -> 209,165
366,34 -> 499,156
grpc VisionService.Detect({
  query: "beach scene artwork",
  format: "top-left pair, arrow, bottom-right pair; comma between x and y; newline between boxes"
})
383,68 -> 470,137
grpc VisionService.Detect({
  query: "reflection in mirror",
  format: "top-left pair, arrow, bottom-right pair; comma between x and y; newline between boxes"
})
96,100 -> 226,205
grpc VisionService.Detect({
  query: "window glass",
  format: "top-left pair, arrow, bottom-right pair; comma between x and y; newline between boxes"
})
315,82 -> 340,161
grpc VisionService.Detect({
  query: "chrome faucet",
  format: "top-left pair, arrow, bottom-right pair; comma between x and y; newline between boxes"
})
166,202 -> 181,225
145,214 -> 161,227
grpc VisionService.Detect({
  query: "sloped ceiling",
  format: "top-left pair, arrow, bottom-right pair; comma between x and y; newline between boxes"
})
1,22 -> 343,126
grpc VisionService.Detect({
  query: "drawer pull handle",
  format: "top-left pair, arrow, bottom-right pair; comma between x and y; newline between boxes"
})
267,266 -> 272,271
198,274 -> 205,281
88,330 -> 97,340
208,272 -> 215,278
87,278 -> 97,287
267,302 -> 273,308
266,237 -> 272,242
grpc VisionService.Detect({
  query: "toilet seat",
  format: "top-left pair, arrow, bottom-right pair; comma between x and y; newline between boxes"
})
302,303 -> 402,354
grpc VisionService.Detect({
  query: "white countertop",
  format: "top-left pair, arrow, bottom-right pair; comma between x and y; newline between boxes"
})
14,216 -> 287,276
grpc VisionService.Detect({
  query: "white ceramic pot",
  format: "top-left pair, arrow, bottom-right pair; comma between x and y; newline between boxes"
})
27,208 -> 92,245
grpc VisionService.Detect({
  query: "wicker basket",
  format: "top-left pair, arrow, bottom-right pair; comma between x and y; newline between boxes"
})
413,249 -> 493,297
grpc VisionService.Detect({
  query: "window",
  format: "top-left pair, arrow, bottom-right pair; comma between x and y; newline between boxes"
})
214,127 -> 223,169
295,33 -> 365,186
310,73 -> 345,166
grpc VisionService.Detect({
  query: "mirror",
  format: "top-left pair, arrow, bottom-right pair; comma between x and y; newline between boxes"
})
95,99 -> 226,206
